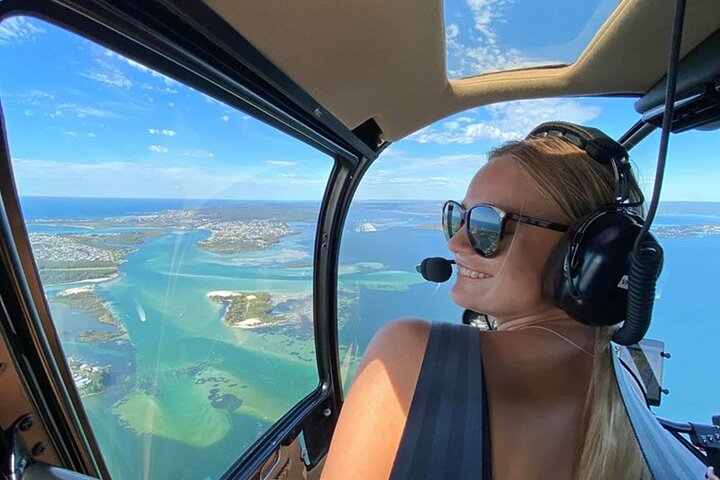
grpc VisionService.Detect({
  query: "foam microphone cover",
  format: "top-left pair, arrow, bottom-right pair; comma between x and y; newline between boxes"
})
417,257 -> 454,283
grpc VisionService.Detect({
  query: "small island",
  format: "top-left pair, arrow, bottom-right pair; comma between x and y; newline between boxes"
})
53,286 -> 128,342
67,356 -> 110,396
207,291 -> 284,328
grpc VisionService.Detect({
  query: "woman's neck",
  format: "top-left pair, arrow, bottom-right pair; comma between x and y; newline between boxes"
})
494,308 -> 574,331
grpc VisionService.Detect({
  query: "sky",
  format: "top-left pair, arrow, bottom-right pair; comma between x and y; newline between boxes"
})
0,3 -> 718,202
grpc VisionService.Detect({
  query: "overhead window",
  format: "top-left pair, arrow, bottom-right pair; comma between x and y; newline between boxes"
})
443,0 -> 620,78
0,15 -> 332,480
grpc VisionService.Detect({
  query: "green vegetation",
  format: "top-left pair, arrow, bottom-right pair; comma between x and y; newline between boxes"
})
75,231 -> 167,247
198,238 -> 273,255
53,290 -> 123,329
209,292 -> 284,327
30,229 -> 167,285
67,356 -> 110,396
78,329 -> 126,342
52,289 -> 128,344
40,268 -> 118,284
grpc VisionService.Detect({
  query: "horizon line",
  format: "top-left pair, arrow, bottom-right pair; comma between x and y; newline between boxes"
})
17,195 -> 720,204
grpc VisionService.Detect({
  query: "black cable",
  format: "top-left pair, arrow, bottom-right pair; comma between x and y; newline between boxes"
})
614,0 -> 686,346
634,0 -> 686,241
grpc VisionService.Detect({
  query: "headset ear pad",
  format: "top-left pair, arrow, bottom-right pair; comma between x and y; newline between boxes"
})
543,210 -> 648,327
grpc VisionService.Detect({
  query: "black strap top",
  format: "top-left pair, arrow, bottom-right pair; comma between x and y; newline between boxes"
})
389,321 -> 492,479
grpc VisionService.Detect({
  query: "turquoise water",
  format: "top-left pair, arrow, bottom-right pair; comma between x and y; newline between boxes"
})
48,223 -> 323,479
26,199 -> 720,479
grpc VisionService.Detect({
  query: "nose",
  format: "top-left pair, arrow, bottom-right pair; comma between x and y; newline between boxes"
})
447,224 -> 475,256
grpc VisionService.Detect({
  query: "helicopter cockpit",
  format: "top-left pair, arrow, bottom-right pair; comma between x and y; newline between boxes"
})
0,0 -> 719,479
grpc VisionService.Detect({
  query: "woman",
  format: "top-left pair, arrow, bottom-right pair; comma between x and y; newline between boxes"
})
321,131 -> 669,479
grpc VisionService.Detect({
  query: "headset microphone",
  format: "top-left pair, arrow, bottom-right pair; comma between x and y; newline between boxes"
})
416,257 -> 455,283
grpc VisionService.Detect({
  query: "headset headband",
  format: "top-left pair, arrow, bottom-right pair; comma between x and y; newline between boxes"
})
526,121 -> 634,205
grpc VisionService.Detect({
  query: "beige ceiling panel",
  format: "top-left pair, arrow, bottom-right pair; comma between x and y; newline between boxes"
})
203,0 -> 449,132
203,0 -> 720,142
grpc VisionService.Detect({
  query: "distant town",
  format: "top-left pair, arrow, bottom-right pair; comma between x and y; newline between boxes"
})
29,206 -> 301,284
653,224 -> 720,238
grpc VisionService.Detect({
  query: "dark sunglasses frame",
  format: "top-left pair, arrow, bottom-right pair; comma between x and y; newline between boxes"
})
442,200 -> 570,258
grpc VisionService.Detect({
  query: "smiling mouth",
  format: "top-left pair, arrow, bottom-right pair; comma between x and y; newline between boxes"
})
457,265 -> 492,279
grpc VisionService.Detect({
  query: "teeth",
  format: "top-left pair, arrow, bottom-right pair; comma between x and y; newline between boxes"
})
458,266 -> 491,279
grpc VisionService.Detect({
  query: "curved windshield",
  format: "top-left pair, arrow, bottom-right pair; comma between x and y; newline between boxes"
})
339,96 -> 720,428
1,16 -> 331,480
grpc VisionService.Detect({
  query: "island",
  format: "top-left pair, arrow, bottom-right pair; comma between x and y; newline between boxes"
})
207,291 -> 284,328
53,285 -> 128,342
67,356 -> 110,396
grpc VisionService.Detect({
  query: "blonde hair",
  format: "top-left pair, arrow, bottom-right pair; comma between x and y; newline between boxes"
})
490,136 -> 650,480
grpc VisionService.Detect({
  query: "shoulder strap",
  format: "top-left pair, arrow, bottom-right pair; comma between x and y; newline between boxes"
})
612,350 -> 705,479
389,322 -> 491,479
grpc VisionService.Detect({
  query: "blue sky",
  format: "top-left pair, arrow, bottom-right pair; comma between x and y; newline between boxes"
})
0,5 -> 718,202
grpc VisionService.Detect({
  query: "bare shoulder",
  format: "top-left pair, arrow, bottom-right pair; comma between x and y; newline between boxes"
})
320,318 -> 431,480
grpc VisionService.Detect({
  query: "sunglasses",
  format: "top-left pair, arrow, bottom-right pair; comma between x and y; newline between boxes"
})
442,200 -> 570,258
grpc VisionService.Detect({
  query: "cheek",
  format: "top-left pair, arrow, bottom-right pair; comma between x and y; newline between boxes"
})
494,235 -> 556,295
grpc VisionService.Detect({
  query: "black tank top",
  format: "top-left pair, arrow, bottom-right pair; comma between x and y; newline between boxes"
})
389,321 -> 493,479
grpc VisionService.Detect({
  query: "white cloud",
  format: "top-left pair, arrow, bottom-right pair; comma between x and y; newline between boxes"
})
103,50 -> 179,89
10,90 -> 55,106
265,160 -> 298,167
408,98 -> 601,144
149,128 -> 177,136
104,50 -> 150,72
81,59 -> 133,88
12,158 -> 328,199
63,131 -> 96,139
55,103 -> 117,118
0,17 -> 45,45
180,150 -> 214,158
404,153 -> 487,169
221,115 -> 230,123
446,0 -> 559,77
148,145 -> 169,153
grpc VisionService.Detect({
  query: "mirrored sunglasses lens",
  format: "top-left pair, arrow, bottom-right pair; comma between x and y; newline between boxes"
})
468,206 -> 501,256
442,202 -> 463,241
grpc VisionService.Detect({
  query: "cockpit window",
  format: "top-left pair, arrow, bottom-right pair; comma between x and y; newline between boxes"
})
338,96 -> 720,431
444,0 -> 621,78
1,16 -> 331,480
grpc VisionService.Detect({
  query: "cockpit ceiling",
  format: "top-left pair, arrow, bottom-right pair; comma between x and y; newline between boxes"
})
203,0 -> 720,142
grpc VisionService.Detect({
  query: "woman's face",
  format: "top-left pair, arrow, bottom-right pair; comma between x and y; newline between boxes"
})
448,155 -> 568,322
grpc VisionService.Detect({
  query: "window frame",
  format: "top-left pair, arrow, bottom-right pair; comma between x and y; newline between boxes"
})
0,0 -> 381,477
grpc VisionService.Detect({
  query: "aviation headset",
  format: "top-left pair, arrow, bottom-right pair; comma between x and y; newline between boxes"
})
527,122 -> 663,333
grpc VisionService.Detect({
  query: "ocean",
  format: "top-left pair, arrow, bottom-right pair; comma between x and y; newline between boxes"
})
19,197 -> 720,479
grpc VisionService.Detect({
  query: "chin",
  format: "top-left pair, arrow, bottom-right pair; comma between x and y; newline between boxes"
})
450,281 -> 490,314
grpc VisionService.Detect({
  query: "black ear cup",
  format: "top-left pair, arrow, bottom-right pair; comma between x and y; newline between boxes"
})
543,209 -> 655,327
